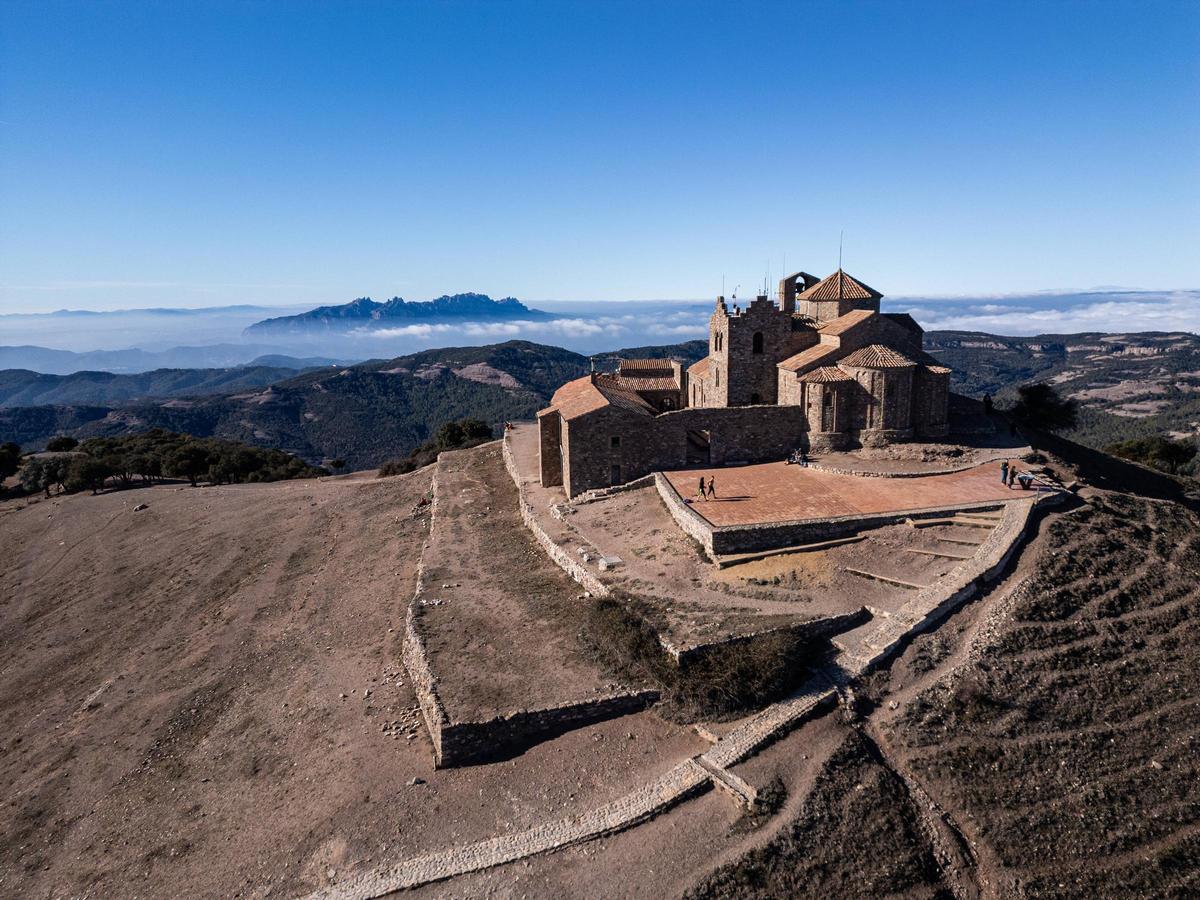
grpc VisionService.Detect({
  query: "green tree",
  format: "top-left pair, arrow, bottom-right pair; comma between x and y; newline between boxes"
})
166,443 -> 212,487
19,457 -> 52,497
1010,383 -> 1079,433
1105,435 -> 1198,475
45,435 -> 79,452
0,441 -> 20,485
66,456 -> 112,495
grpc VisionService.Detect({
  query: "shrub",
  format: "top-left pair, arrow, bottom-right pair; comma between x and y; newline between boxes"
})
378,417 -> 494,477
1105,435 -> 1197,475
0,441 -> 20,484
45,435 -> 79,452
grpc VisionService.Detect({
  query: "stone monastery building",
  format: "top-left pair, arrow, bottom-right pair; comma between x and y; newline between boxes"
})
538,268 -> 952,497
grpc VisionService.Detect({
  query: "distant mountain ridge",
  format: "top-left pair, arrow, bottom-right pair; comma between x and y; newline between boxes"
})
244,292 -> 553,335
2,331 -> 1199,471
0,339 -> 699,468
0,365 -> 329,408
0,344 -> 344,375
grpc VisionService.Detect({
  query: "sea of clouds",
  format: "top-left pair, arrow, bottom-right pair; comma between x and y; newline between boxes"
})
1,290 -> 1196,372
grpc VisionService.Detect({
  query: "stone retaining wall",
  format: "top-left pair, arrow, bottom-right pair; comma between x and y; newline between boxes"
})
573,474 -> 657,504
838,493 -> 1063,673
308,759 -> 712,899
403,443 -> 659,768
436,689 -> 661,767
708,500 -> 1011,555
502,436 -> 610,597
653,468 -> 1012,557
654,472 -> 717,556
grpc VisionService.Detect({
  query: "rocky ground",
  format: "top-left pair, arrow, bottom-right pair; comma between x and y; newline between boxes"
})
3,441 -> 1197,899
0,471 -> 703,898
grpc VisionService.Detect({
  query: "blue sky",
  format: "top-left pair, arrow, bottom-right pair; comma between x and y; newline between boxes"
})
1,0 -> 1198,313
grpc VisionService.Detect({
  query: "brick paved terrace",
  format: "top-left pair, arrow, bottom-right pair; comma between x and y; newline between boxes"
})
664,459 -> 1021,527
504,423 -> 1020,650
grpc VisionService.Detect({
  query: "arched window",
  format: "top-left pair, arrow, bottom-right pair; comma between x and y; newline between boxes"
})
752,332 -> 764,354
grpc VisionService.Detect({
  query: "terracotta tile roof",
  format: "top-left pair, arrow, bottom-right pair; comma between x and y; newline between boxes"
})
616,374 -> 681,392
817,308 -> 876,336
923,364 -> 952,375
618,358 -> 675,374
840,344 -> 917,369
799,366 -> 854,383
796,269 -> 883,302
595,373 -> 658,415
541,374 -> 656,420
687,357 -> 711,377
778,344 -> 837,373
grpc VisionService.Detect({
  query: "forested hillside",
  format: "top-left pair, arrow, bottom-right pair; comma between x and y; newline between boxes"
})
3,332 -> 1198,470
0,365 -> 319,407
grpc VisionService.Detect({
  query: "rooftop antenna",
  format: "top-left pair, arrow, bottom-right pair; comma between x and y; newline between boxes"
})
722,274 -> 725,297
838,230 -> 844,270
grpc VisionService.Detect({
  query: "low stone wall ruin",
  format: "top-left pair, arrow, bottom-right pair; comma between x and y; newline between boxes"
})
502,436 -> 610,598
654,470 -> 1018,557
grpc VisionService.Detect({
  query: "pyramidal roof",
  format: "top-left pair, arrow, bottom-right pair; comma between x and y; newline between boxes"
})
796,269 -> 883,302
840,344 -> 916,368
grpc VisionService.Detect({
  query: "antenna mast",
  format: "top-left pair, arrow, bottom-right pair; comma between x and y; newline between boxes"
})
839,230 -> 844,270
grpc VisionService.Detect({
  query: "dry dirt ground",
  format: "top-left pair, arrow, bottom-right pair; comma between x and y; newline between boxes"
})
5,442 -> 1198,899
416,444 -> 630,720
0,471 -> 706,898
692,485 -> 1200,899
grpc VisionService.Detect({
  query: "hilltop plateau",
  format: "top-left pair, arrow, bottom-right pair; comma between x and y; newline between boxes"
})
2,430 -> 1196,898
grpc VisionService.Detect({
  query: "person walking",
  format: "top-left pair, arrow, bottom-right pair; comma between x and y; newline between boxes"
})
707,475 -> 716,499
1007,464 -> 1018,488
697,476 -> 708,501
1000,459 -> 1010,486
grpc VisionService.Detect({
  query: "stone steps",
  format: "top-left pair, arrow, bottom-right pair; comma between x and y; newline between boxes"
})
715,534 -> 865,569
695,756 -> 758,806
934,535 -> 985,546
904,547 -> 975,561
842,567 -> 929,590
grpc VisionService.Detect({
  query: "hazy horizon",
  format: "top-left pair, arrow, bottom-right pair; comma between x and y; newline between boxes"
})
2,1 -> 1197,316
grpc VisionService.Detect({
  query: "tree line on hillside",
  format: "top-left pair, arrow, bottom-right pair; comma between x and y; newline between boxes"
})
378,418 -> 494,476
7,430 -> 327,498
1007,383 -> 1198,477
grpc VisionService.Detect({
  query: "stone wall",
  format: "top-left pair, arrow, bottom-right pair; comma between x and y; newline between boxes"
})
436,690 -> 660,767
502,435 -> 609,597
654,470 -> 1019,557
708,500 -> 1013,555
913,367 -> 950,437
654,472 -> 716,556
562,404 -> 811,496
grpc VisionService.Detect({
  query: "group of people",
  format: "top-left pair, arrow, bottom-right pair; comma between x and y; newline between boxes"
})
1000,459 -> 1034,490
696,475 -> 717,501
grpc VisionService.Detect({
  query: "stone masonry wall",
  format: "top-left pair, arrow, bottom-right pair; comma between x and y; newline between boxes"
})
502,435 -> 610,597
563,404 -> 811,496
436,691 -> 660,767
